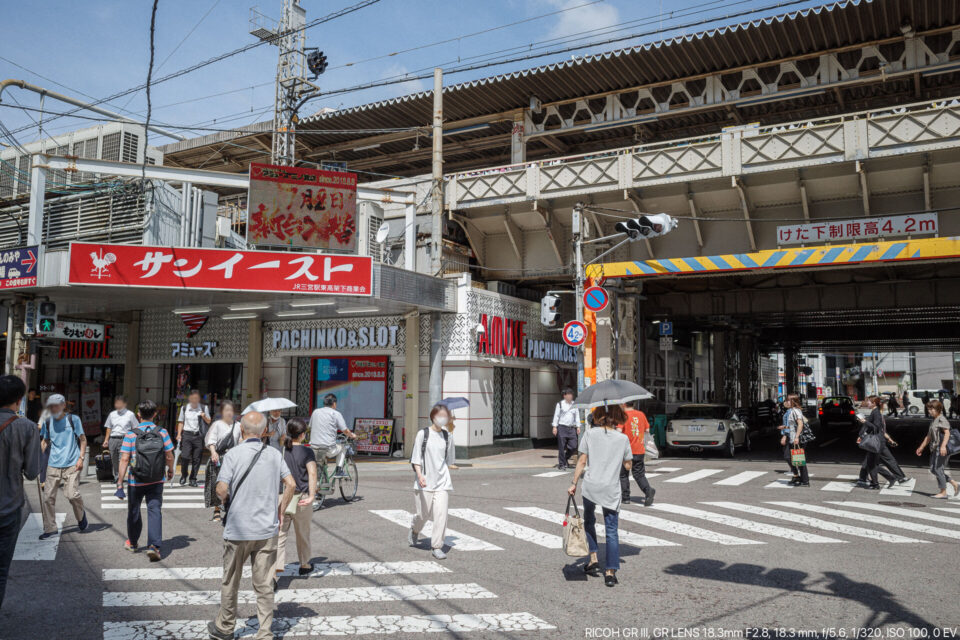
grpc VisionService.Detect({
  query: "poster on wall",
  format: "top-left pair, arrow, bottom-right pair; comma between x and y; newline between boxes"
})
353,417 -> 395,455
80,380 -> 101,435
312,356 -> 388,436
247,163 -> 357,251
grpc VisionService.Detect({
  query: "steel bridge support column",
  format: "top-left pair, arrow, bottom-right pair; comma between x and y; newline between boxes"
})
784,347 -> 799,398
737,333 -> 759,409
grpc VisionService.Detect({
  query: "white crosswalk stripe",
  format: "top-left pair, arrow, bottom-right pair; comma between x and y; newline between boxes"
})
649,503 -> 844,543
714,471 -> 767,486
101,488 -> 205,495
705,502 -> 925,543
101,494 -> 203,501
933,507 -> 960,514
448,508 -> 562,548
664,469 -> 723,483
504,506 -> 680,547
764,475 -> 815,489
826,501 -> 960,526
768,501 -> 960,540
649,467 -> 682,472
13,513 -> 65,561
103,612 -> 555,639
370,509 -> 502,551
104,583 -> 497,607
533,471 -> 569,478
100,503 -> 205,509
821,475 -> 859,493
103,561 -> 449,582
879,478 -> 917,497
615,506 -> 762,545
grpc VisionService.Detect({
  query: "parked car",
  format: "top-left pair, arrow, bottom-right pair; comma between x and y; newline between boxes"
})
903,389 -> 953,416
818,396 -> 860,430
664,404 -> 750,457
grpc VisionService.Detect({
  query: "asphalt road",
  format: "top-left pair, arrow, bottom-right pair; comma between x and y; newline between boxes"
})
3,439 -> 959,640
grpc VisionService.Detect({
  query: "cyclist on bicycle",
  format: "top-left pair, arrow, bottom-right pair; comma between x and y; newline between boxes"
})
308,393 -> 356,481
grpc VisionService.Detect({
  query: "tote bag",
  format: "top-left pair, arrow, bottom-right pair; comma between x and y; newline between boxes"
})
858,432 -> 883,454
562,495 -> 589,558
644,432 -> 659,459
790,447 -> 806,466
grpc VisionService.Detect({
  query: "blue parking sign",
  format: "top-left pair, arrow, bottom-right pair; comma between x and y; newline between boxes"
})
659,321 -> 673,336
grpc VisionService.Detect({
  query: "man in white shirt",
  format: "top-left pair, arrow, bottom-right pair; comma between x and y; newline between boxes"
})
308,394 -> 356,483
176,389 -> 211,487
551,388 -> 581,470
102,395 -> 139,482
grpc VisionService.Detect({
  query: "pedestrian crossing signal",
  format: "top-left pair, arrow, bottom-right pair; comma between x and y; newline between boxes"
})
36,301 -> 56,335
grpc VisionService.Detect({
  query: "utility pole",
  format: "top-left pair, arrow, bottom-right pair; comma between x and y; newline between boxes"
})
428,67 -> 444,407
573,202 -> 585,392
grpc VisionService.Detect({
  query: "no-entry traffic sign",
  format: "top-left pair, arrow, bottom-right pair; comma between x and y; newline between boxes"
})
562,320 -> 587,347
583,286 -> 609,312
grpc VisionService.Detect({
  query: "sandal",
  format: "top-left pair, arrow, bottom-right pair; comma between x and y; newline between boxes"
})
298,565 -> 314,575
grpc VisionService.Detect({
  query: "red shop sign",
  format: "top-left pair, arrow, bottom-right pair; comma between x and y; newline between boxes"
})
477,314 -> 526,358
68,242 -> 372,296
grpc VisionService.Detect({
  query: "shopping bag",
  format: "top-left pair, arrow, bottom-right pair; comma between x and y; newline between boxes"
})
285,492 -> 302,517
947,428 -> 960,456
562,495 -> 589,558
644,432 -> 659,459
790,447 -> 806,466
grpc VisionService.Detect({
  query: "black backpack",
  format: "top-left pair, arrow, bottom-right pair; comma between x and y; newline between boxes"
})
411,427 -> 449,474
131,427 -> 167,483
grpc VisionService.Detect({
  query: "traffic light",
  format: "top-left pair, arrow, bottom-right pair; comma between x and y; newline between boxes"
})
615,213 -> 678,240
36,301 -> 56,334
306,50 -> 328,77
540,294 -> 560,327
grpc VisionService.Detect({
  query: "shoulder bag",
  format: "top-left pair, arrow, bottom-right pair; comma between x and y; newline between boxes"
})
858,431 -> 883,454
221,444 -> 267,528
796,410 -> 816,445
561,495 -> 589,558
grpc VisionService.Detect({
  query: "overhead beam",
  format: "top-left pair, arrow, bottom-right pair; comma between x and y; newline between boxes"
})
857,160 -> 870,216
534,205 -> 563,266
452,215 -> 485,266
922,154 -> 932,211
502,211 -> 523,263
732,176 -> 757,251
797,173 -> 811,222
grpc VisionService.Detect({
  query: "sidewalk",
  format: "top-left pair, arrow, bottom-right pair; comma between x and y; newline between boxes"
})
357,446 -> 561,470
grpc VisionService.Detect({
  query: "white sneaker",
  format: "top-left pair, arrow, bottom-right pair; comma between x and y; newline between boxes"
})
431,548 -> 447,560
407,528 -> 417,546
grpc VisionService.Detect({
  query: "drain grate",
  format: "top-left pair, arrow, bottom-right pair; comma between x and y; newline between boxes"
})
878,501 -> 926,508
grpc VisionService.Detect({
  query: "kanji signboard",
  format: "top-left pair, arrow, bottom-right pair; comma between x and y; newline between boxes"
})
247,163 -> 358,251
776,213 -> 938,246
67,243 -> 373,296
0,245 -> 39,289
52,320 -> 105,342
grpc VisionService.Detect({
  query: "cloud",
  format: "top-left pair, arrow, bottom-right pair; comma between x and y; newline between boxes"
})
546,0 -> 620,41
381,64 -> 429,97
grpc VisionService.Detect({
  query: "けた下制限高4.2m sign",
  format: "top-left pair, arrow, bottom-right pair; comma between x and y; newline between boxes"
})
777,213 -> 937,245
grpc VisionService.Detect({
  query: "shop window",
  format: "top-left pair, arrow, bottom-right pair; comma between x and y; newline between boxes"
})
163,362 -> 243,430
311,356 -> 389,431
493,366 -> 529,438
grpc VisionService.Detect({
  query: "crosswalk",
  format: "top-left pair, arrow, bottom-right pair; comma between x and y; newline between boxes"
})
100,558 -> 554,639
99,482 -> 207,510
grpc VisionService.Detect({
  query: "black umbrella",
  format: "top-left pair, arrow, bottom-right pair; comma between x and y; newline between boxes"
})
572,379 -> 653,409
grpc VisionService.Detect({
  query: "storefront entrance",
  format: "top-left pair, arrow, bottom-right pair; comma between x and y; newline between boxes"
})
161,362 -> 243,429
493,366 -> 529,438
39,363 -> 124,437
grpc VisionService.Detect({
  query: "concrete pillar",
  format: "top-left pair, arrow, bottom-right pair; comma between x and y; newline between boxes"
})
784,347 -> 798,397
246,319 -> 263,405
737,333 -> 756,409
404,314 -> 420,457
712,331 -> 726,404
123,313 -> 141,404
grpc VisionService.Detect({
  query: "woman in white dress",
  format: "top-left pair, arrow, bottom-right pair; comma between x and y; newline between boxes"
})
203,400 -> 242,523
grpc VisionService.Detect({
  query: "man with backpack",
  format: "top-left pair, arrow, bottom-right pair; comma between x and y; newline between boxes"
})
115,399 -> 175,562
39,394 -> 88,540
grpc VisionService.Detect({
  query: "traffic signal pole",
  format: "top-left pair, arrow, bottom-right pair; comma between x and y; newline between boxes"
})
572,203 -> 585,393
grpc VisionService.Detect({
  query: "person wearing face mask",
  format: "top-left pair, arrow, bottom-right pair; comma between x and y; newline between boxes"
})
264,410 -> 286,451
204,402 -> 243,524
103,395 -> 140,483
408,404 -> 456,560
39,394 -> 88,539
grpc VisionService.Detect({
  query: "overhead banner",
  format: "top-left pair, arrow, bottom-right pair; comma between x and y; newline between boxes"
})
51,320 -> 106,342
776,213 -> 938,245
247,163 -> 358,251
67,242 -> 372,296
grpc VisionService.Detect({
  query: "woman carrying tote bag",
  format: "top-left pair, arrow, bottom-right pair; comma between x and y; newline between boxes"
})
857,396 -> 895,490
203,401 -> 242,523
915,400 -> 959,499
567,404 -> 632,588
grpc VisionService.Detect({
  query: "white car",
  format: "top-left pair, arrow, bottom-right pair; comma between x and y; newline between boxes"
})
665,404 -> 750,457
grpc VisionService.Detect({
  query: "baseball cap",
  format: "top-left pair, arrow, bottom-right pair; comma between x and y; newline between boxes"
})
45,393 -> 66,407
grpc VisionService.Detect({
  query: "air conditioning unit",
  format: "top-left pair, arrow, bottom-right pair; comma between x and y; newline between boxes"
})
357,201 -> 384,262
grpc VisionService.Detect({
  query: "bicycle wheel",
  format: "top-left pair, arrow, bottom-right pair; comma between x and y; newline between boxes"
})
339,460 -> 358,502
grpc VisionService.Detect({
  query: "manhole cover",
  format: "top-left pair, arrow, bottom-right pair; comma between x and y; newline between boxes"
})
878,500 -> 926,508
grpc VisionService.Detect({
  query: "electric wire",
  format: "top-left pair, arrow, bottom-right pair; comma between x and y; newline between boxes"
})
142,0 -> 160,192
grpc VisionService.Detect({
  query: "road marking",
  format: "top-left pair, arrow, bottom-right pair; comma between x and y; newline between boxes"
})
644,473 -> 663,479
650,503 -> 844,543
763,475 -> 815,489
101,488 -> 205,495
651,467 -> 682,473
533,471 -> 569,478
705,502 -> 924,543
101,494 -> 203,502
714,471 -> 767,486
614,506 -> 762,545
103,561 -> 449,582
102,612 -> 555,639
933,507 -> 960,514
821,475 -> 859,493
505,506 -> 680,547
664,469 -> 723,483
104,583 -> 496,607
768,501 -> 960,540
448,508 -> 562,548
879,478 -> 917,497
826,501 -> 960,526
99,503 -> 206,509
370,510 -> 502,551
12,513 -> 65,561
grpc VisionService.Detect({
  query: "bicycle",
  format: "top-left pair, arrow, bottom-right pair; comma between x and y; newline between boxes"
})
313,434 -> 359,510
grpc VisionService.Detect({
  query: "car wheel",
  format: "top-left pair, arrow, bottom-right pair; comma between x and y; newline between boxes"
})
725,435 -> 736,458
908,406 -> 920,415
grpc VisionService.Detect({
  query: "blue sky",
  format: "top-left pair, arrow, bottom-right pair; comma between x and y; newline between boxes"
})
0,0 -> 836,146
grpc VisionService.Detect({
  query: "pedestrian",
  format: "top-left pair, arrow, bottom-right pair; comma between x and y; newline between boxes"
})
857,396 -> 896,490
780,394 -> 810,487
857,396 -> 908,488
308,393 -> 356,491
0,375 -> 41,609
38,394 -> 88,540
408,404 -> 456,560
568,404 -> 632,587
551,388 -> 581,470
915,400 -> 958,499
887,394 -> 899,418
176,389 -> 211,487
617,403 -> 655,506
264,410 -> 286,451
923,391 -> 933,418
115,400 -> 175,561
205,401 -> 242,524
274,418 -> 316,579
208,411 -> 295,640
950,391 -> 959,419
103,395 -> 139,483
25,388 -> 42,424
902,390 -> 911,416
